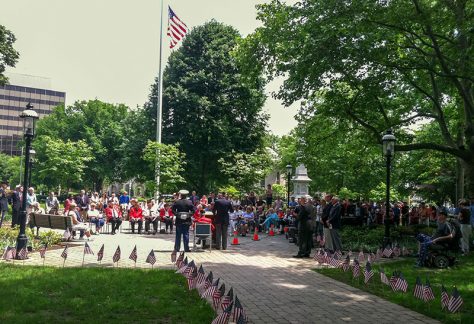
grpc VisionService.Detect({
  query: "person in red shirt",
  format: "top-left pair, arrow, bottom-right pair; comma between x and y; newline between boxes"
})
193,207 -> 215,232
159,203 -> 174,234
105,200 -> 122,235
128,199 -> 143,234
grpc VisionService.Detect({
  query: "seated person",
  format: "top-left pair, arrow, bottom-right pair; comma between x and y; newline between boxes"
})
193,209 -> 215,232
240,206 -> 255,236
67,202 -> 91,239
128,199 -> 143,234
87,203 -> 104,234
144,199 -> 159,234
105,200 -> 123,235
229,205 -> 242,232
160,203 -> 174,234
415,211 -> 454,266
261,208 -> 279,232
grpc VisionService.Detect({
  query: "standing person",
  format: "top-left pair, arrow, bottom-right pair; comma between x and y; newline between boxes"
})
119,191 -> 130,214
401,202 -> 409,226
46,192 -> 59,215
76,190 -> 90,220
213,192 -> 233,250
10,185 -> 22,227
144,199 -> 159,235
98,192 -> 108,212
63,194 -> 75,215
128,199 -> 143,234
458,200 -> 471,255
190,191 -> 200,206
321,194 -> 333,251
327,196 -> 343,252
26,187 -> 39,229
172,190 -> 194,252
265,184 -> 273,206
105,200 -> 122,235
207,192 -> 216,204
248,192 -> 257,207
293,196 -> 314,258
0,180 -> 9,228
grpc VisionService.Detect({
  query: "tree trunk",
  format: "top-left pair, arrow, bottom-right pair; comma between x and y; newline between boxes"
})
464,160 -> 474,199
456,158 -> 465,201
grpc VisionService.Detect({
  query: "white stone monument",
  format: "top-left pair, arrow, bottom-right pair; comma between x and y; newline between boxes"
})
291,164 -> 312,198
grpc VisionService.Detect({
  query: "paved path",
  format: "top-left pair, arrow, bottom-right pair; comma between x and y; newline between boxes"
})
8,223 -> 438,324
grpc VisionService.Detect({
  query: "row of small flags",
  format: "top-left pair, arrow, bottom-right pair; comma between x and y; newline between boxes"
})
4,243 -> 157,268
173,251 -> 248,324
314,249 -> 463,313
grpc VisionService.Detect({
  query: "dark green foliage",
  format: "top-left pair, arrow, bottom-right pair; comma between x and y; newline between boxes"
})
0,25 -> 19,85
0,264 -> 215,323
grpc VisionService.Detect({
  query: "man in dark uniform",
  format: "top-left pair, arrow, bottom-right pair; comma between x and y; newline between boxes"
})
213,192 -> 233,250
10,185 -> 22,228
0,180 -> 9,228
293,197 -> 314,258
172,190 -> 194,252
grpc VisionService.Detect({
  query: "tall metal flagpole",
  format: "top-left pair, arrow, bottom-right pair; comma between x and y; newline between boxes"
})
155,0 -> 165,200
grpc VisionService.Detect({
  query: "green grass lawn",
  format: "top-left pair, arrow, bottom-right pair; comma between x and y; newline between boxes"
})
0,264 -> 214,323
315,255 -> 474,323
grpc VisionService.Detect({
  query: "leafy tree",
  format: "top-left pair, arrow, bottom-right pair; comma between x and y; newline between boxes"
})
142,141 -> 186,194
238,0 -> 474,197
33,136 -> 93,193
0,25 -> 19,85
369,182 -> 400,202
218,149 -> 273,193
140,20 -> 267,193
36,100 -> 128,190
0,153 -> 21,185
218,185 -> 240,198
272,183 -> 287,200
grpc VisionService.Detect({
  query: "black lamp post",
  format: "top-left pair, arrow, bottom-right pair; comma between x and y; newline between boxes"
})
382,129 -> 396,248
16,103 -> 38,259
286,164 -> 292,207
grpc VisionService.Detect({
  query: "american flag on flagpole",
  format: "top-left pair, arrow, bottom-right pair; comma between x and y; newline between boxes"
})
183,260 -> 195,277
211,301 -> 233,324
146,249 -> 156,266
334,250 -> 342,259
448,287 -> 463,313
423,278 -> 435,302
329,254 -> 340,268
129,245 -> 137,262
389,272 -> 399,291
220,287 -> 233,311
196,265 -> 205,286
39,245 -> 47,259
212,283 -> 225,310
364,262 -> 374,284
199,271 -> 213,296
352,260 -> 361,278
342,255 -> 350,272
113,246 -> 121,263
382,247 -> 393,258
441,285 -> 449,310
171,251 -> 177,263
233,295 -> 247,323
84,242 -> 94,255
236,313 -> 247,324
176,251 -> 185,268
167,6 -> 188,49
413,276 -> 424,300
177,257 -> 189,273
61,245 -> 69,260
97,244 -> 104,262
187,266 -> 197,290
380,268 -> 390,286
18,247 -> 28,260
395,273 -> 408,293
202,278 -> 220,298
393,246 -> 401,258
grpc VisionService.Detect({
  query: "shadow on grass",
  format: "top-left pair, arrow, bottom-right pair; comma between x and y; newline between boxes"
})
0,264 -> 214,324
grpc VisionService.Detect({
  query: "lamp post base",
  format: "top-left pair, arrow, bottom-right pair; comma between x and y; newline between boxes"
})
16,234 -> 28,260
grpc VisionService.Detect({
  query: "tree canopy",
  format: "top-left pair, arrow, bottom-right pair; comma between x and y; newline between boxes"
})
0,25 -> 19,85
238,0 -> 474,198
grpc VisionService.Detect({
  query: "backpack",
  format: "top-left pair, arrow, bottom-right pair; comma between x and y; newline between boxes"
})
446,219 -> 462,249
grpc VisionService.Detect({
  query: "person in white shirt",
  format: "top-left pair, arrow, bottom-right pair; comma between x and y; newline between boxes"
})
87,203 -> 103,234
144,199 -> 159,234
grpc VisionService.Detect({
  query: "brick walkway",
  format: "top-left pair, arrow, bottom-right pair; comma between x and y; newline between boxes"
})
8,223 -> 438,324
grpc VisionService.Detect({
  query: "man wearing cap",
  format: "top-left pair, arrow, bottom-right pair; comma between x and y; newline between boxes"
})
0,180 -> 9,227
172,190 -> 194,252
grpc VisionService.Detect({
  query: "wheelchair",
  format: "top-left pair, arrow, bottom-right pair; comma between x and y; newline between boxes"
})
424,239 -> 460,269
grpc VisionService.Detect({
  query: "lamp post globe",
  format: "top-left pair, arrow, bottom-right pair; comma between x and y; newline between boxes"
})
16,103 -> 39,259
382,129 -> 396,248
286,164 -> 292,207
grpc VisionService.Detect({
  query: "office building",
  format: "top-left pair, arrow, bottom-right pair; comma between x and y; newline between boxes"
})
0,73 -> 66,155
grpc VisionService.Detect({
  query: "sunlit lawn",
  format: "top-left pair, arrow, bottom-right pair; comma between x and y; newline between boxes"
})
0,264 -> 214,323
315,255 -> 474,323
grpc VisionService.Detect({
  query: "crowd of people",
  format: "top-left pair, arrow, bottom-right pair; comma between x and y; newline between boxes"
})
1,180 -> 473,259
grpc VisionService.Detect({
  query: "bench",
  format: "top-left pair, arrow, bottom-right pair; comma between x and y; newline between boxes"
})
30,213 -> 73,236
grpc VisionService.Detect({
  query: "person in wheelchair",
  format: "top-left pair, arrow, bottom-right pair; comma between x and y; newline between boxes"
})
415,211 -> 455,267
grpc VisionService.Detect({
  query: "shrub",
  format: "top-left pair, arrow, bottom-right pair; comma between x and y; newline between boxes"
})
38,230 -> 63,247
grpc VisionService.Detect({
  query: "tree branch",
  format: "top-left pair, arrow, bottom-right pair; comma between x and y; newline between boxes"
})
396,142 -> 468,159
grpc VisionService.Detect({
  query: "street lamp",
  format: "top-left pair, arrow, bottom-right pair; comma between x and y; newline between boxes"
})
286,164 -> 292,207
382,129 -> 396,248
16,103 -> 39,259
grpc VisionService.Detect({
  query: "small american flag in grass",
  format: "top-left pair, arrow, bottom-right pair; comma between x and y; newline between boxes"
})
423,278 -> 435,302
146,249 -> 156,266
413,276 -> 424,300
60,245 -> 68,260
112,246 -> 121,263
84,242 -> 94,255
129,245 -> 137,262
448,287 -> 463,313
